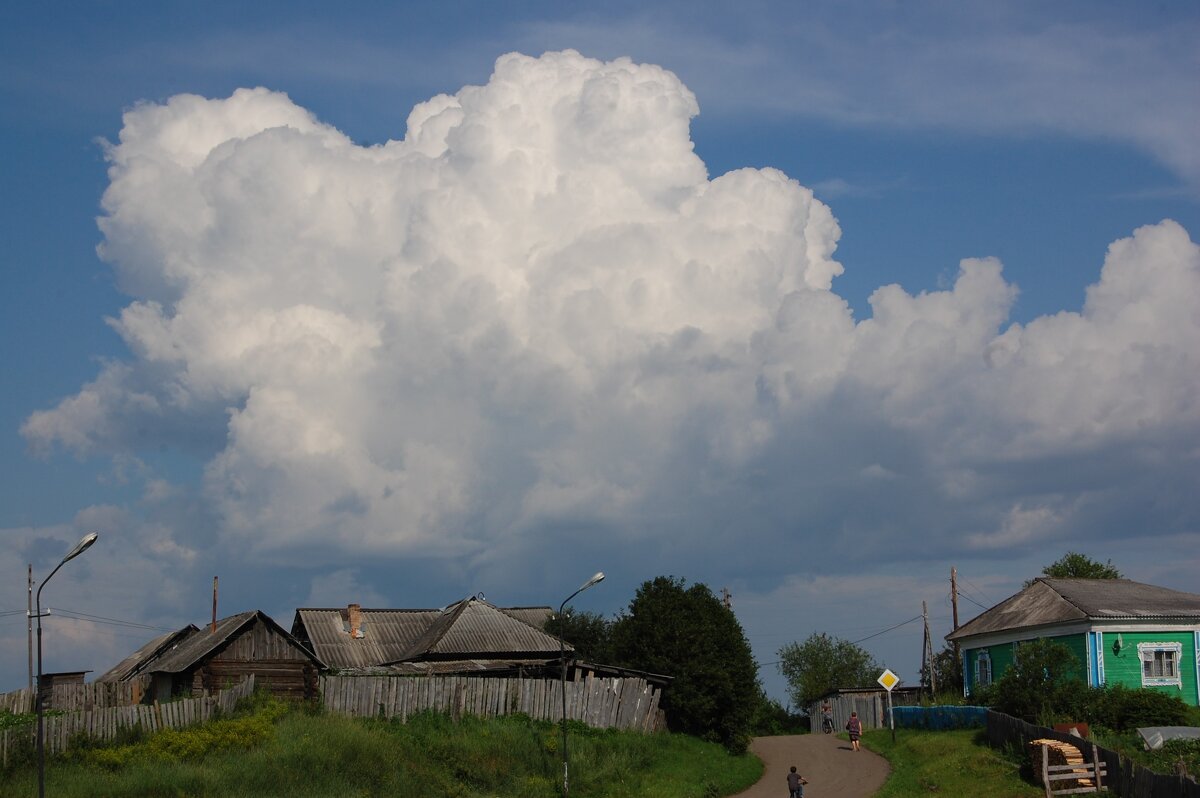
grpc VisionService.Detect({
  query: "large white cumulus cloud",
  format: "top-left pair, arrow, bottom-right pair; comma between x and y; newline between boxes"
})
22,51 -> 1200,569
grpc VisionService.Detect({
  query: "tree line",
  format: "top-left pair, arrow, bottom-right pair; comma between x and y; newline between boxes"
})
548,575 -> 884,751
554,553 -> 1122,750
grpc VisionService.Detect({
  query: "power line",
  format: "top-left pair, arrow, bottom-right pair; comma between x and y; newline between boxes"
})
756,613 -> 925,669
44,608 -> 176,633
850,615 -> 922,645
959,593 -> 989,611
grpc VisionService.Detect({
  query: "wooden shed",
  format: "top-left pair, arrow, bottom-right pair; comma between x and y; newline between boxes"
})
105,610 -> 324,702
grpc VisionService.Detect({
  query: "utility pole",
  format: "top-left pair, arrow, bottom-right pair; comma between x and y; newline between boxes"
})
950,567 -> 960,658
923,600 -> 935,696
950,568 -> 960,633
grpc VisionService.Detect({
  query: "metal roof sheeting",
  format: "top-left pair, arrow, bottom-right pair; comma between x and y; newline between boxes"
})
947,578 -> 1200,641
292,598 -> 563,670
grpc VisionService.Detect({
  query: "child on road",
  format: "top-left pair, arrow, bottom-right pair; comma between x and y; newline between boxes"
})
846,711 -> 862,751
786,765 -> 808,797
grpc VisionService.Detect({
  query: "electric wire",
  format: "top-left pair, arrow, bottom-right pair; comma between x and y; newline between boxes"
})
49,608 -> 175,632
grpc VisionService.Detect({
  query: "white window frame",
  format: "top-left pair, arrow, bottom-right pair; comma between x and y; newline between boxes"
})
975,650 -> 993,688
1138,642 -> 1183,687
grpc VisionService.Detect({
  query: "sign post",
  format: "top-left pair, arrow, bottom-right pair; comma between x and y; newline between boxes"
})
877,669 -> 900,743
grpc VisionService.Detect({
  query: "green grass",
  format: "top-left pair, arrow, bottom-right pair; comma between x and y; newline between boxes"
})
863,728 -> 1044,797
0,696 -> 761,798
1091,727 -> 1200,779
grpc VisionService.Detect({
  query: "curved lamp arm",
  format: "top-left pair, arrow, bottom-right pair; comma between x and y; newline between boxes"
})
558,571 -> 604,798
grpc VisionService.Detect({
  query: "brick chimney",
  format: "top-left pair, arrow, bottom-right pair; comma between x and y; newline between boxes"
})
348,603 -> 364,639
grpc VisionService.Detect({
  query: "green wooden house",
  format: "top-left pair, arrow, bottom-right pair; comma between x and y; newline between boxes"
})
946,578 -> 1200,705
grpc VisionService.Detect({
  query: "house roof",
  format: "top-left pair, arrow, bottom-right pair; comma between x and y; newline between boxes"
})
947,578 -> 1200,642
292,598 -> 565,670
135,610 -> 322,674
95,624 -> 200,682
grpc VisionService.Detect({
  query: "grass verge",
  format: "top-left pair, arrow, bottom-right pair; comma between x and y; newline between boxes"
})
863,728 -> 1043,797
1,696 -> 761,798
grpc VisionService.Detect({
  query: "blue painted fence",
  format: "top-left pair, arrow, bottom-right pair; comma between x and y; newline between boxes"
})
891,705 -> 989,730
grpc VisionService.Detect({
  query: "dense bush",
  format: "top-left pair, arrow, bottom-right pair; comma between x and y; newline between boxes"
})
974,639 -> 1194,730
746,689 -> 806,736
1077,683 -> 1192,731
973,639 -> 1077,723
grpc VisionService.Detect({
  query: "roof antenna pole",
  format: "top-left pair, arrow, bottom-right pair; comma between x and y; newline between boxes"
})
211,576 -> 218,634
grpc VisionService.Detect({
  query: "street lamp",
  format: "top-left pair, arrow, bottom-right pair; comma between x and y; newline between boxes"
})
558,571 -> 604,798
36,531 -> 98,798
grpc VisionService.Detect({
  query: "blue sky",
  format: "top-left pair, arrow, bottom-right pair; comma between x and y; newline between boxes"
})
2,2 -> 1198,703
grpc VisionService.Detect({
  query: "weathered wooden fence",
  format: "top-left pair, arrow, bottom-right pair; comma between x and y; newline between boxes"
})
0,677 -> 150,715
0,687 -> 34,715
321,674 -> 665,732
987,709 -> 1200,798
1,675 -> 256,766
807,689 -> 924,732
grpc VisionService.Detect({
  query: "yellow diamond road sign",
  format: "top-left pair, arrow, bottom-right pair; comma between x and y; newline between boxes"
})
877,669 -> 900,692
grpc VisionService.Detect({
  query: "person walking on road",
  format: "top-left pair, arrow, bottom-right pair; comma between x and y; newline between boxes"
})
846,711 -> 862,751
786,765 -> 808,797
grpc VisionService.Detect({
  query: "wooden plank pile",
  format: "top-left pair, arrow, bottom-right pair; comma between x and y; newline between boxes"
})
1031,738 -> 1107,796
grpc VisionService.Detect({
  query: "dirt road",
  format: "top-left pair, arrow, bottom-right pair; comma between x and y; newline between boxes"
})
729,733 -> 890,798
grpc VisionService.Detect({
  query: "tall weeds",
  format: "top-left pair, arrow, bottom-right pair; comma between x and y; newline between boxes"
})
1,696 -> 759,798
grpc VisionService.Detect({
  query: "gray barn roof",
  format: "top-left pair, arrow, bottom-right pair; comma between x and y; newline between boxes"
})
292,598 -> 564,670
140,610 -> 321,674
947,578 -> 1200,642
95,624 -> 200,682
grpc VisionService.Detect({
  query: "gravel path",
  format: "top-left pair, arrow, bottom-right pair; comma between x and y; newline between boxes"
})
728,733 -> 891,798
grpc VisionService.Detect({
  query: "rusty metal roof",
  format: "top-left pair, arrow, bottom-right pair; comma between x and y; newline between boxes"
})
292,598 -> 564,670
947,578 -> 1200,641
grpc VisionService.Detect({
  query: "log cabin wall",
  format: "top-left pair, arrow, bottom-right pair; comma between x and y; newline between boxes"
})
186,617 -> 319,700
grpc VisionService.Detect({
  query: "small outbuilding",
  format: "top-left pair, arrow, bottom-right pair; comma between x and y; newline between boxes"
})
100,610 -> 324,702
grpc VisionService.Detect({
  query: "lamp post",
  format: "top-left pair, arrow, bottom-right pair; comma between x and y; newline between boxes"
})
36,531 -> 98,798
558,571 -> 604,798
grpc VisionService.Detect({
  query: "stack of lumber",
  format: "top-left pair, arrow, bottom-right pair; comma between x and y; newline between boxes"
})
1031,738 -> 1095,792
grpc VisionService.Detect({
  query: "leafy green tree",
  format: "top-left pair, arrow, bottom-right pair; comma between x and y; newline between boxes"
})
777,632 -> 881,708
746,686 -> 806,736
921,643 -> 963,696
543,608 -> 612,663
975,638 -> 1079,722
609,576 -> 759,753
1027,552 -> 1122,586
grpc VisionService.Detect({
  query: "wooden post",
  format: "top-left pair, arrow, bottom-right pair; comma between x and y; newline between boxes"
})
211,576 -> 218,633
950,568 -> 960,658
922,600 -> 935,697
1042,744 -> 1051,798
